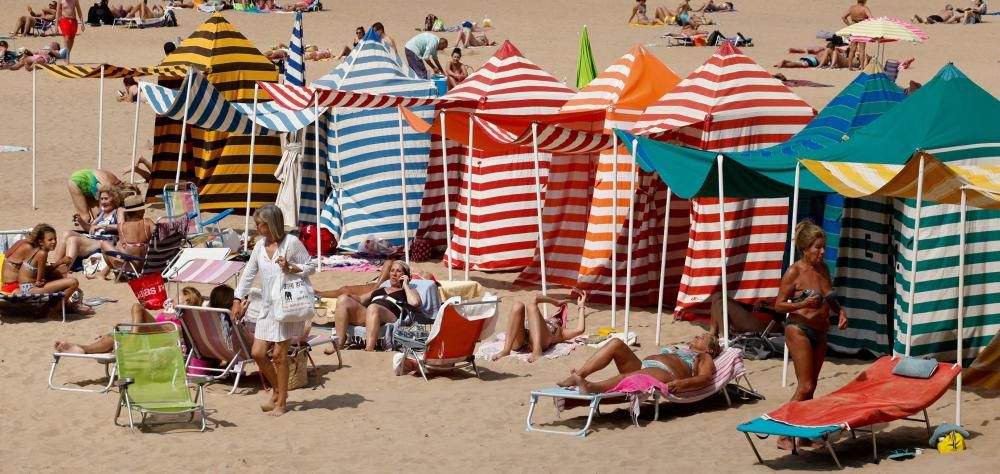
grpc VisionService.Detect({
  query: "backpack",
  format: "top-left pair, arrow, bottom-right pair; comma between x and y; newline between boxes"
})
164,10 -> 178,27
424,14 -> 438,31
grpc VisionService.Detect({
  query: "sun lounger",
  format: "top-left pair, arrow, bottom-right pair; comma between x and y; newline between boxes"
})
394,295 -> 499,380
31,18 -> 55,36
0,291 -> 66,321
177,305 -> 255,395
736,356 -> 962,468
48,351 -> 116,393
527,347 -> 755,437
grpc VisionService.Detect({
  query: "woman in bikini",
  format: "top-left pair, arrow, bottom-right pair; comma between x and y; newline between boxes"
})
99,195 -> 153,278
629,0 -> 669,25
445,48 -> 470,89
558,332 -> 721,394
773,220 -> 848,451
337,26 -> 365,59
332,260 -> 422,351
492,290 -> 588,363
54,183 -> 125,274
3,224 -> 93,315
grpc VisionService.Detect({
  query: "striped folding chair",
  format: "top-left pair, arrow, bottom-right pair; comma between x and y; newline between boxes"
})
177,305 -> 257,395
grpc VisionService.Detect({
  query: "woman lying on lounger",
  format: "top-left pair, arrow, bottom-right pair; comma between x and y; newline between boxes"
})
558,333 -> 721,394
493,290 -> 588,363
331,260 -> 421,351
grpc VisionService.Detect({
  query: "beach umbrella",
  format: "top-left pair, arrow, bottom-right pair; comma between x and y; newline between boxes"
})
836,17 -> 926,43
575,26 -> 597,90
286,11 -> 305,86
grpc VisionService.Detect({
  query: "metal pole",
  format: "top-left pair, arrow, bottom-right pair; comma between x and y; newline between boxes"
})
333,108 -> 343,242
531,123 -> 548,297
623,139 -> 639,342
717,154 -> 730,346
956,186 -> 967,426
175,67 -> 193,183
31,68 -> 36,209
904,155 -> 925,357
611,133 -> 619,327
243,84 -> 259,250
98,65 -> 104,169
397,108 -> 410,266
783,162 -> 801,387
314,95 -> 322,272
129,85 -> 141,184
440,110 -> 453,281
655,186 -> 672,346
464,113 -> 474,280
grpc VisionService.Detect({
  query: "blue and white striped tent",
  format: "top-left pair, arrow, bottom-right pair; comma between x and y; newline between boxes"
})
139,70 -> 319,134
300,30 -> 436,250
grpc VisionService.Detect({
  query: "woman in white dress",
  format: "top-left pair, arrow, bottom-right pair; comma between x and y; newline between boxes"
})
234,205 -> 316,417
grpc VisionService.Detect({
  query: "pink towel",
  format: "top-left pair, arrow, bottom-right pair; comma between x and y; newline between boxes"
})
607,373 -> 669,394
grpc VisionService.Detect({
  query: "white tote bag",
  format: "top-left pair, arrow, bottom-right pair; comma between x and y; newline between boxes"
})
273,239 -> 316,323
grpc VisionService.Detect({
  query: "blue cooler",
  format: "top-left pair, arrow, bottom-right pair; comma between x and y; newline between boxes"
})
432,75 -> 448,95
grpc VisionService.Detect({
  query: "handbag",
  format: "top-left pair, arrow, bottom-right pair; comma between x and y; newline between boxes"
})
127,273 -> 168,310
287,348 -> 309,390
273,239 -> 316,323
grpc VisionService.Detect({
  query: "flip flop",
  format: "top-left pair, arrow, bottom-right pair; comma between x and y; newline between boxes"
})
888,448 -> 916,461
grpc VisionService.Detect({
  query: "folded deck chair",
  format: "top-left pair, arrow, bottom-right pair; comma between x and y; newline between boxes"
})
527,346 -> 754,437
177,305 -> 256,395
48,349 -> 116,393
161,248 -> 234,282
106,218 -> 189,281
394,295 -> 499,380
113,322 -> 213,432
162,182 -> 233,241
736,356 -> 962,468
31,18 -> 55,36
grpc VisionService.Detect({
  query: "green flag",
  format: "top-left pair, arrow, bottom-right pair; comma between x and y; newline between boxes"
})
576,26 -> 597,89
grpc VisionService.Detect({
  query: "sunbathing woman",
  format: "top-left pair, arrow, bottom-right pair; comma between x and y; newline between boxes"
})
7,42 -> 65,70
775,47 -> 850,69
10,2 -> 57,36
773,220 -> 848,450
700,0 -> 735,12
55,183 -> 125,272
66,168 -> 122,227
282,0 -> 317,11
629,0 -> 668,25
332,260 -> 421,351
98,195 -> 153,279
492,290 -> 588,363
4,224 -> 93,315
445,48 -> 470,88
455,23 -> 496,48
337,26 -> 365,59
558,333 -> 721,394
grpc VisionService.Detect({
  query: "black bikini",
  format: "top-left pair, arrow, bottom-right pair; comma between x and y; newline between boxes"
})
369,288 -> 408,318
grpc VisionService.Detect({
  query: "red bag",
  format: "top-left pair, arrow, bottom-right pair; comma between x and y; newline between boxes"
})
300,224 -> 336,255
410,237 -> 432,262
128,273 -> 168,310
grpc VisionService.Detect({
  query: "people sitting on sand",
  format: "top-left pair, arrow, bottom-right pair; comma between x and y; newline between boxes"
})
122,0 -> 164,19
304,44 -> 331,61
281,0 -> 317,11
372,22 -> 397,52
2,223 -> 93,315
117,76 -> 139,102
0,41 -> 17,70
775,47 -> 851,69
455,22 -> 496,48
558,333 -> 721,394
98,195 -> 153,279
679,17 -> 710,36
492,290 -> 588,363
629,0 -> 670,25
699,0 -> 735,12
445,47 -> 471,88
331,260 -> 421,351
7,42 -> 65,70
337,26 -> 365,59
957,0 -> 988,24
912,4 -> 963,23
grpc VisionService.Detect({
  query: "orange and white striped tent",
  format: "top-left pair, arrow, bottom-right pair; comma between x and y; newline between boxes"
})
416,41 -> 574,271
635,43 -> 816,320
517,45 -> 684,306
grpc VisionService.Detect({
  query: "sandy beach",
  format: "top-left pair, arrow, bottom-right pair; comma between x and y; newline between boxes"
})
1,1 -> 999,472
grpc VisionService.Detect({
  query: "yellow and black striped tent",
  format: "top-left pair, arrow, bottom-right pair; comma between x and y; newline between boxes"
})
37,64 -> 187,79
149,13 -> 281,213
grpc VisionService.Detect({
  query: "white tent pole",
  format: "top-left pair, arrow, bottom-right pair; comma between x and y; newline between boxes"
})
531,123 -> 548,297
332,107 -> 343,242
623,139 -> 639,342
98,65 -> 104,169
243,84 -> 260,250
465,113 -> 474,280
956,186 -> 967,426
31,68 -> 37,210
611,133 -> 619,328
440,110 -> 453,281
397,108 -> 410,266
783,162 -> 802,387
314,95 -> 322,272
175,67 -> 193,183
655,186 -> 672,347
717,154 -> 730,346
905,155 -> 925,357
129,86 -> 142,185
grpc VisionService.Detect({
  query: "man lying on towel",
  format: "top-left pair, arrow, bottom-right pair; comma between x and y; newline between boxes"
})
558,333 -> 721,394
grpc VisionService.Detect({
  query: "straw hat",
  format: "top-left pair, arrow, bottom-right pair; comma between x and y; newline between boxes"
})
122,195 -> 150,212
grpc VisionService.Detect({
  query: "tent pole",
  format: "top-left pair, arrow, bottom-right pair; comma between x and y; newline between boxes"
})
905,155 -> 925,357
31,68 -> 36,210
623,139 -> 639,342
98,65 -> 104,169
655,186 -> 672,347
129,85 -> 141,185
783,162 -> 802,387
333,107 -> 343,242
440,110 -> 453,281
956,186 -> 967,426
717,154 -> 730,346
243,84 -> 260,250
611,133 -> 619,327
175,67 -> 193,184
397,108 -> 410,266
314,95 -> 322,272
531,123 -> 548,298
465,113 -> 474,280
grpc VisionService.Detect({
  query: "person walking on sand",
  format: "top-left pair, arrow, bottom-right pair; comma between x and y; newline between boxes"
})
56,0 -> 84,64
842,0 -> 873,71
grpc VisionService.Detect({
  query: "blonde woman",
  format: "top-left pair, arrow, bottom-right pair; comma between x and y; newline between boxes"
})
234,205 -> 316,417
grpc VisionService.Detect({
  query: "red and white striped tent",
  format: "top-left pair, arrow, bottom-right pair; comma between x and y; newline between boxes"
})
517,45 -> 685,309
634,43 -> 816,320
416,41 -> 574,271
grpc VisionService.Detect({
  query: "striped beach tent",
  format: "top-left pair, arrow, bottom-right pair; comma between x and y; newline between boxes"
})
517,45 -> 684,306
37,64 -> 187,79
635,43 -> 816,319
299,29 -> 436,251
418,41 -> 574,271
147,13 -> 280,213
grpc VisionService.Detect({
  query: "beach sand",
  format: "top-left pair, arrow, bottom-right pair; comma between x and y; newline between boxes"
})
1,1 -> 998,472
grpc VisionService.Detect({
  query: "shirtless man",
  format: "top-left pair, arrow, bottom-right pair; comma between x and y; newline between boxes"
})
56,0 -> 84,64
913,4 -> 956,24
842,0 -> 873,71
371,22 -> 397,52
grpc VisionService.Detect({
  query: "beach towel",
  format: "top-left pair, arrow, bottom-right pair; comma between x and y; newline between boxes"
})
556,374 -> 669,426
476,333 -> 585,361
314,254 -> 383,272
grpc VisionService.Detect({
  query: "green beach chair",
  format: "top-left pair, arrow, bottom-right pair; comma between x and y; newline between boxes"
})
113,322 -> 213,432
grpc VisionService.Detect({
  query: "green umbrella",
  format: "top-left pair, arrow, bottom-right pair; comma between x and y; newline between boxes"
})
575,25 -> 597,90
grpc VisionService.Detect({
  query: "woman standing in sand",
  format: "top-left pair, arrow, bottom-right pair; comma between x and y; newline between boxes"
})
234,205 -> 316,417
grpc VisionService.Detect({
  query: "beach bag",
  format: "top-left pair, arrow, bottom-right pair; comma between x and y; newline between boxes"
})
432,18 -> 444,31
424,14 -> 438,31
128,273 -> 167,310
287,348 -> 309,390
359,235 -> 398,256
410,237 -> 432,262
300,224 -> 336,255
275,272 -> 315,322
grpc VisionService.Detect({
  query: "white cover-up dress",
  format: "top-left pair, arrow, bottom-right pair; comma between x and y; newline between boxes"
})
235,234 -> 316,342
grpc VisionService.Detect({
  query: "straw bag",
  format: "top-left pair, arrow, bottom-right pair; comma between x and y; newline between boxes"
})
287,348 -> 309,390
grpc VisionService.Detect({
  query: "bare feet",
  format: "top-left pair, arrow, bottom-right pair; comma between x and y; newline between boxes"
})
260,397 -> 277,412
268,406 -> 288,417
69,304 -> 96,316
527,351 -> 543,363
323,346 -> 337,355
556,373 -> 576,387
491,349 -> 510,361
572,370 -> 593,394
776,436 -> 795,451
797,438 -> 824,449
54,341 -> 86,354
901,57 -> 915,69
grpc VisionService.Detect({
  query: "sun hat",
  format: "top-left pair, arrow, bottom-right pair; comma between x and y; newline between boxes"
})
122,195 -> 150,212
